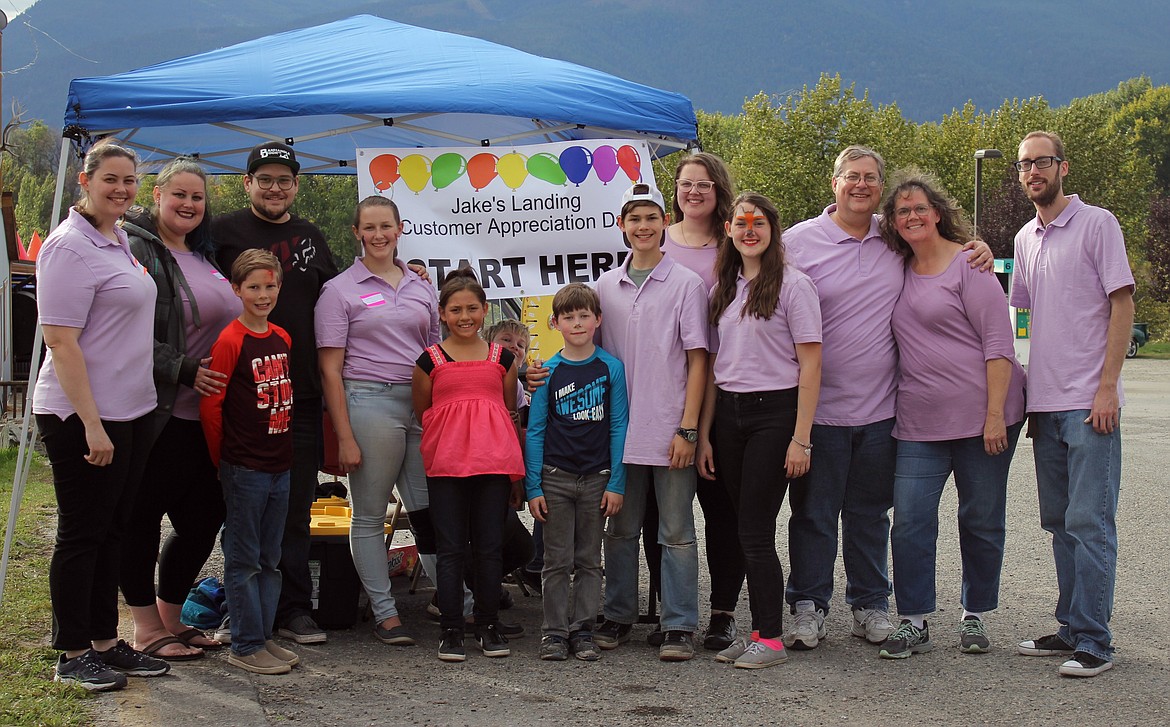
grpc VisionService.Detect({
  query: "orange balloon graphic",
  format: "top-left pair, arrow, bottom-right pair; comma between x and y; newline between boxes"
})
369,154 -> 400,191
467,153 -> 499,191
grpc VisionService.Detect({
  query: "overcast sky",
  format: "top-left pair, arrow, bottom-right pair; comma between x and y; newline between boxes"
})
1,0 -> 33,20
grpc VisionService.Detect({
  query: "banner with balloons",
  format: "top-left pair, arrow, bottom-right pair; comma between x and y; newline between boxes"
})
356,139 -> 656,297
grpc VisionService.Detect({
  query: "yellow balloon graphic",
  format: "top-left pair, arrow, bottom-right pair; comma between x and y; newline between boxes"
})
497,152 -> 530,190
399,154 -> 432,194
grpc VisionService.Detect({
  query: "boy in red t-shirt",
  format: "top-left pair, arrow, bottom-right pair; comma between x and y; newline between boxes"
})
201,249 -> 297,675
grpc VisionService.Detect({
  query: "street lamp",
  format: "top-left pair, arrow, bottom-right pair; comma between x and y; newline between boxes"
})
973,148 -> 1002,237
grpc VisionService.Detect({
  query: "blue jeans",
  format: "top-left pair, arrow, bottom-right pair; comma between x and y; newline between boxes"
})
342,380 -> 425,624
1032,410 -> 1121,661
604,464 -> 698,632
539,466 -> 608,638
787,418 -> 896,615
221,462 -> 290,656
891,423 -> 1023,616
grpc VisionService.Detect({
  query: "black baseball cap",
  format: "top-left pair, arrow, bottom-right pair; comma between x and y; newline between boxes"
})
246,142 -> 300,175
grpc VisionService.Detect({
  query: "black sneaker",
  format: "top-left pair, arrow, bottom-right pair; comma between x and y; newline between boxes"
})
475,624 -> 511,657
96,640 -> 170,677
438,628 -> 465,662
659,631 -> 695,662
569,631 -> 600,662
703,612 -> 737,651
277,614 -> 326,644
1059,650 -> 1114,677
465,620 -> 524,638
593,619 -> 632,650
517,569 -> 543,594
53,650 -> 128,692
878,620 -> 933,659
646,625 -> 665,647
539,635 -> 569,661
1017,633 -> 1074,657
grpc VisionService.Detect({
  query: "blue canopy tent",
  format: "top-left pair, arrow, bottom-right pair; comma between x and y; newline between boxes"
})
1,14 -> 699,603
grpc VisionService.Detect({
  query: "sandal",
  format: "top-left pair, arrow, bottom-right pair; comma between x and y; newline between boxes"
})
175,627 -> 222,650
139,635 -> 204,661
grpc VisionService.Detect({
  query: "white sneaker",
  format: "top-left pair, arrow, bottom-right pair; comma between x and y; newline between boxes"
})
784,600 -> 827,650
851,607 -> 894,644
213,616 -> 231,645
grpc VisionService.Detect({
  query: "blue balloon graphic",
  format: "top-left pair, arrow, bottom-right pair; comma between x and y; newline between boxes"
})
559,146 -> 594,186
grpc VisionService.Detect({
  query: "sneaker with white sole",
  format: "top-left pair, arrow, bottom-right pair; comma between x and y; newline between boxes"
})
1059,650 -> 1113,677
276,614 -> 326,644
878,620 -> 933,659
734,640 -> 788,669
714,635 -> 752,664
958,616 -> 991,653
95,640 -> 170,677
213,616 -> 232,645
784,600 -> 827,650
851,607 -> 895,644
53,650 -> 128,692
1017,633 -> 1075,657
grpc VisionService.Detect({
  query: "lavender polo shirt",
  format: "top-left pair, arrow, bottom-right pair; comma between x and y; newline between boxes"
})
172,250 -> 242,420
663,228 -> 718,292
315,258 -> 440,383
785,205 -> 904,426
892,252 -> 1027,441
711,266 -> 822,392
1010,195 -> 1134,412
595,255 -> 708,466
33,208 -> 158,421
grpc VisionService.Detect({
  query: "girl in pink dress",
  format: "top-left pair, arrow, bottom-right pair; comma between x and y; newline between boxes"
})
412,268 -> 524,663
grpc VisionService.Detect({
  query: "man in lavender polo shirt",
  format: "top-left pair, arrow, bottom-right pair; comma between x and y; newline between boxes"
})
1010,131 -> 1134,679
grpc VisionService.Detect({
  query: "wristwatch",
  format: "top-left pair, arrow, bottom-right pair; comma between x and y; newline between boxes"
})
676,427 -> 698,443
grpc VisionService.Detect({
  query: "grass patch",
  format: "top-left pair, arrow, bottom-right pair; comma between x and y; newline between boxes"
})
0,447 -> 96,726
1137,341 -> 1170,359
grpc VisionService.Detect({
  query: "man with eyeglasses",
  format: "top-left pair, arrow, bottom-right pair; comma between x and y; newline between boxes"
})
1010,131 -> 1133,678
780,145 -> 992,653
214,141 -> 339,646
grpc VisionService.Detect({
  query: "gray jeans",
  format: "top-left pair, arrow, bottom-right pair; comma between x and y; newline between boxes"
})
539,465 -> 608,637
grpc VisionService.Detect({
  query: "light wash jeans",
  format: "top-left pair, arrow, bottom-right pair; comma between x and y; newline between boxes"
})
891,423 -> 1022,616
539,466 -> 608,638
343,380 -> 426,624
220,462 -> 289,657
603,464 -> 698,632
1032,410 -> 1122,661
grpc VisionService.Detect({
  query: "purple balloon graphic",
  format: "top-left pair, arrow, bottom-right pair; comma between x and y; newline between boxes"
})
559,146 -> 593,186
592,145 -> 619,185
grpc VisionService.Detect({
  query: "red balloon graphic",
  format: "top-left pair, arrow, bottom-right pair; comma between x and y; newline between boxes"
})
617,145 -> 641,182
467,153 -> 499,191
369,154 -> 401,191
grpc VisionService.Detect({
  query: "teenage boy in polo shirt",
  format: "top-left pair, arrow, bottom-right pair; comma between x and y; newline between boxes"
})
1011,131 -> 1134,678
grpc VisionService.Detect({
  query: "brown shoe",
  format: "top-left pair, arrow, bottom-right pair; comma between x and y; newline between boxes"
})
265,640 -> 300,667
227,649 -> 291,674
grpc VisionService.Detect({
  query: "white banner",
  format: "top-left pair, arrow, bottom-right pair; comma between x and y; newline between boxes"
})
356,139 -> 657,297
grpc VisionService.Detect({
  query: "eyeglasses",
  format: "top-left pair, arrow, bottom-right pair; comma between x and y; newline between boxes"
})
894,204 -> 933,219
252,174 -> 296,190
676,180 -> 715,193
837,172 -> 882,186
1013,156 -> 1062,173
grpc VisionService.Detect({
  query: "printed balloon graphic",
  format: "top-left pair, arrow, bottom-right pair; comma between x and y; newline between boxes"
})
497,152 -> 530,190
592,145 -> 619,184
431,152 -> 467,190
399,154 -> 432,194
527,152 -> 568,186
467,153 -> 499,190
559,146 -> 593,186
617,145 -> 642,183
368,154 -> 400,192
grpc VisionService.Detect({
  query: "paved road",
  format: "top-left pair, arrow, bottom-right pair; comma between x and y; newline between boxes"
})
97,359 -> 1170,726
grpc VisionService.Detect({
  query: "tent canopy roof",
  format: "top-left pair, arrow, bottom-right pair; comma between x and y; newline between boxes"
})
63,15 -> 699,174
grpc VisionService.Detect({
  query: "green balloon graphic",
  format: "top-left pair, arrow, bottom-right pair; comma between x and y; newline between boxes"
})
432,153 -> 467,190
527,152 -> 567,185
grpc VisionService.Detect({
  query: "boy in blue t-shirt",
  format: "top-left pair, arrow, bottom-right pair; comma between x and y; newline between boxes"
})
525,283 -> 629,662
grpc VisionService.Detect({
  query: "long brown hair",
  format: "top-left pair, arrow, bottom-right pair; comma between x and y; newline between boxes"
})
709,193 -> 786,323
672,152 -> 734,243
878,168 -> 973,257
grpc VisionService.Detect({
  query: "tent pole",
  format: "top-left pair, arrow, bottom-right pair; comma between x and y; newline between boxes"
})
50,138 -> 71,229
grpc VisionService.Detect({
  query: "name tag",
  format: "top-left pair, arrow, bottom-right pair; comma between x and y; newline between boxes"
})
360,292 -> 387,308
212,270 -> 228,282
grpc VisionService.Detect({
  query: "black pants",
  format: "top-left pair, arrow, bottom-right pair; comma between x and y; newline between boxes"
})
714,388 -> 797,640
695,425 -> 746,613
276,396 -> 322,624
428,474 -> 511,631
120,417 -> 226,606
38,413 -> 150,651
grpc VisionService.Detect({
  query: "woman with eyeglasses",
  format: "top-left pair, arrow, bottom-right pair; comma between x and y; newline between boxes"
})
875,169 -> 1026,661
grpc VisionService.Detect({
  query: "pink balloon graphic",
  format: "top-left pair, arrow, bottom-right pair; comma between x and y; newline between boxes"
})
592,145 -> 619,185
617,145 -> 641,183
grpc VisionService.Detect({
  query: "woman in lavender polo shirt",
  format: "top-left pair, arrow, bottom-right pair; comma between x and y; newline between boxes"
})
34,142 -> 169,690
876,170 -> 1026,660
316,195 -> 439,646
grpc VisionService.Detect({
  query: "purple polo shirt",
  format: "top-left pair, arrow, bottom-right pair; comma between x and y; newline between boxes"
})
710,266 -> 822,392
785,205 -> 904,426
1010,195 -> 1134,412
892,252 -> 1027,441
595,255 -> 708,466
663,228 -> 718,292
33,208 -> 157,421
172,250 -> 243,420
315,258 -> 440,383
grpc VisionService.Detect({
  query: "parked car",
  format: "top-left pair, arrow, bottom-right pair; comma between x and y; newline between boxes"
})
1127,323 -> 1150,358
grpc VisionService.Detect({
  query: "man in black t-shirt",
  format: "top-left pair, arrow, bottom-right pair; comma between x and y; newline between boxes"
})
213,142 -> 338,645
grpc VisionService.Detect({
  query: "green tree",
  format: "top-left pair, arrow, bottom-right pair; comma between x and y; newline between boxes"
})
1109,83 -> 1170,193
